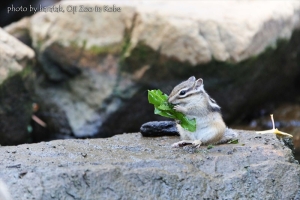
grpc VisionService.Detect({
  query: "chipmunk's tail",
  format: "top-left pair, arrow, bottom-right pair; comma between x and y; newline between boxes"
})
218,128 -> 238,144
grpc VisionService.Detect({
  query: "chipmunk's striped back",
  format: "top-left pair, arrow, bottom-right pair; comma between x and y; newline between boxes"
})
207,96 -> 221,112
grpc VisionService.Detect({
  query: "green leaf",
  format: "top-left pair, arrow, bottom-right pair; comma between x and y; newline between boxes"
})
154,108 -> 174,118
179,115 -> 196,132
207,144 -> 214,149
158,104 -> 173,111
148,89 -> 196,132
148,89 -> 168,105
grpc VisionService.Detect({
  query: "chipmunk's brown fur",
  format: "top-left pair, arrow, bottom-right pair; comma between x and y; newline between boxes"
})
168,76 -> 237,148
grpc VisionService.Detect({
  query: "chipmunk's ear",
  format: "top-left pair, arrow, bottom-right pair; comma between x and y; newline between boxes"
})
194,78 -> 203,90
187,76 -> 196,82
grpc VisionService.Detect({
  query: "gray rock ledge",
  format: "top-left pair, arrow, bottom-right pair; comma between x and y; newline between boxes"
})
0,131 -> 299,200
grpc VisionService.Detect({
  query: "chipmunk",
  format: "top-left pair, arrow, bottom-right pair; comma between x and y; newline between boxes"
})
168,76 -> 237,148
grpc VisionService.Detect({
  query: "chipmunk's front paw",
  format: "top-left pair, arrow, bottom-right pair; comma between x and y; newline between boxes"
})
172,142 -> 182,148
174,105 -> 187,113
192,140 -> 202,148
172,140 -> 193,148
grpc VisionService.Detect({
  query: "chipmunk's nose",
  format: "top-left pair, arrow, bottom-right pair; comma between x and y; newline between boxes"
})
167,96 -> 175,104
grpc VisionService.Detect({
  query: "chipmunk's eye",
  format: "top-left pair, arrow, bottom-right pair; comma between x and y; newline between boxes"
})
179,90 -> 186,95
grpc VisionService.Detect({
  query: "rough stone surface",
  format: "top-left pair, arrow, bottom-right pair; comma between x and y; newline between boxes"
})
0,131 -> 299,199
0,27 -> 35,145
0,180 -> 12,200
4,1 -> 300,140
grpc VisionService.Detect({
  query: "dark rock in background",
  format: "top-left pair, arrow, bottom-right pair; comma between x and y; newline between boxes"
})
140,121 -> 179,137
0,74 -> 32,145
